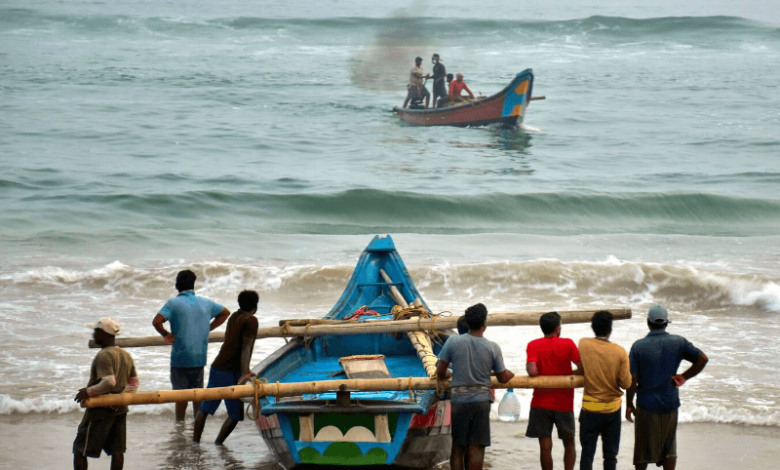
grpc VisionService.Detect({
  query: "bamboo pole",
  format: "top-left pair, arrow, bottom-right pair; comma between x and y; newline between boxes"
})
90,308 -> 632,348
378,269 -> 438,378
85,374 -> 584,408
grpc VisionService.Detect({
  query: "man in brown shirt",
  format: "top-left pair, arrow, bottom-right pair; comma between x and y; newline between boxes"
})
578,310 -> 631,470
73,318 -> 139,470
193,290 -> 259,444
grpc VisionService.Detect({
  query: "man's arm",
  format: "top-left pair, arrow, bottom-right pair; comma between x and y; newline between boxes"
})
436,360 -> 451,380
526,362 -> 538,377
625,375 -> 638,422
152,313 -> 175,345
673,352 -> 708,387
572,360 -> 584,376
209,307 -> 230,331
238,332 -> 258,384
464,84 -> 475,98
496,369 -> 515,384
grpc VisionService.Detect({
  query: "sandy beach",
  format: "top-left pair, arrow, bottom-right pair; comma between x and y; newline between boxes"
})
3,412 -> 779,470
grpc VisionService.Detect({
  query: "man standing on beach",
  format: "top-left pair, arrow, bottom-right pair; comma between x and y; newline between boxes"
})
526,311 -> 582,470
578,311 -> 632,470
436,303 -> 515,470
194,290 -> 260,444
153,269 -> 230,421
73,318 -> 139,470
626,305 -> 708,470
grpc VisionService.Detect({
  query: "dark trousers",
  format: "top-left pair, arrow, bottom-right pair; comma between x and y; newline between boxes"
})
579,409 -> 621,470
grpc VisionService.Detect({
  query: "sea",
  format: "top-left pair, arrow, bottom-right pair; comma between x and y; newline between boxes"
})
1,0 -> 779,469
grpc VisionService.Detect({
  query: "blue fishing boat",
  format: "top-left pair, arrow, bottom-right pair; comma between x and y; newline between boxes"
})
249,236 -> 451,468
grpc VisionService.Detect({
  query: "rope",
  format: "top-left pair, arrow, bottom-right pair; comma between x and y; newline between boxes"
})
246,377 -> 268,421
280,324 -> 291,344
407,376 -> 414,402
303,323 -> 313,349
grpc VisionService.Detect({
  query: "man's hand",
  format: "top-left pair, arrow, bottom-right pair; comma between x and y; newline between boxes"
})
239,372 -> 256,385
625,405 -> 635,423
671,374 -> 686,388
163,333 -> 176,345
74,388 -> 89,407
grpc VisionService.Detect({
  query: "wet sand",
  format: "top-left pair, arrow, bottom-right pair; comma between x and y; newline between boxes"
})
2,413 -> 779,469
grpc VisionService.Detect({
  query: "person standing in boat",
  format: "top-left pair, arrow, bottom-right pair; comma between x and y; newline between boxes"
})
402,56 -> 430,109
431,53 -> 447,108
194,290 -> 260,445
578,310 -> 632,470
625,305 -> 708,470
525,311 -> 582,470
436,303 -> 515,470
152,270 -> 230,421
449,72 -> 475,103
73,318 -> 139,470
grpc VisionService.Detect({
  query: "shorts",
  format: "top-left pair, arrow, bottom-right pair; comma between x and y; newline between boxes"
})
406,85 -> 430,101
451,401 -> 492,447
525,407 -> 575,440
633,407 -> 677,465
199,367 -> 245,421
73,413 -> 127,458
170,366 -> 204,390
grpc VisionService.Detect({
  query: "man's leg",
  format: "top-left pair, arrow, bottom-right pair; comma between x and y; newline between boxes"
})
578,411 -> 599,470
601,411 -> 621,470
192,400 -> 201,420
563,436 -> 576,470
539,437 -> 554,470
215,418 -> 239,445
73,452 -> 88,470
175,401 -> 187,421
663,457 -> 677,470
450,444 -> 467,470
110,453 -> 124,470
466,444 -> 485,470
193,411 -> 208,442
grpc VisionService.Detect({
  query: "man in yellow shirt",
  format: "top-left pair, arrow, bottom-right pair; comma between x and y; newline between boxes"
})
578,311 -> 631,470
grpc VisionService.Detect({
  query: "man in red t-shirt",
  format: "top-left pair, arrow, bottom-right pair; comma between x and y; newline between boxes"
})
526,311 -> 583,470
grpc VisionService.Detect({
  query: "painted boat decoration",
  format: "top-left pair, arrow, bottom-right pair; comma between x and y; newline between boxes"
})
393,69 -> 535,127
250,235 -> 452,468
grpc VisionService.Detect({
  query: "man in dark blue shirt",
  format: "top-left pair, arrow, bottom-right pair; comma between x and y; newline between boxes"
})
625,305 -> 708,470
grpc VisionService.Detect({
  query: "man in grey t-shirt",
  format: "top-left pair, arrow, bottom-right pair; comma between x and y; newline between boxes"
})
436,303 -> 515,470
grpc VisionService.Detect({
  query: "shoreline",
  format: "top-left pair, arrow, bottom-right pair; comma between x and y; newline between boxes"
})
3,413 -> 779,469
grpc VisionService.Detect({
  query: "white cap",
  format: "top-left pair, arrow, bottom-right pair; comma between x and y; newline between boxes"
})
86,317 -> 121,336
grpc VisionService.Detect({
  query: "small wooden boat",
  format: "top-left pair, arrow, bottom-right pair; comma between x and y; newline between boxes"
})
393,69 -> 536,127
251,235 -> 452,468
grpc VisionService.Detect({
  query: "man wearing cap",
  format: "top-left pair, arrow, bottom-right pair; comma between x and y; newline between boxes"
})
193,290 -> 260,445
525,311 -> 582,470
402,56 -> 431,109
152,269 -> 230,421
73,318 -> 139,470
578,310 -> 631,470
436,303 -> 515,470
626,305 -> 708,470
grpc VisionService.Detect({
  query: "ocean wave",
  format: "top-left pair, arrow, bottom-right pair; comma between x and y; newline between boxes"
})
2,9 -> 777,43
6,189 -> 780,237
2,258 -> 778,313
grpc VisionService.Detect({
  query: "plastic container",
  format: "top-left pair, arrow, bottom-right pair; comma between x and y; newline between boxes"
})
497,388 -> 521,422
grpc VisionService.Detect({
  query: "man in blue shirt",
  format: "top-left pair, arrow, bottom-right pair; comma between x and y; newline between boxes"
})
153,270 -> 230,421
625,305 -> 708,470
436,303 -> 515,470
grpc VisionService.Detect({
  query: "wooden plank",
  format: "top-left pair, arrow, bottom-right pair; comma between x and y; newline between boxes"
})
84,374 -> 586,408
90,308 -> 632,348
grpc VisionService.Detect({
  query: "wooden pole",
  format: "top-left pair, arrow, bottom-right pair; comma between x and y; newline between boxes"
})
85,374 -> 584,408
90,308 -> 632,348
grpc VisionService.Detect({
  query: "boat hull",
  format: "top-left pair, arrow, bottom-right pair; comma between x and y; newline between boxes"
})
393,69 -> 534,127
249,236 -> 453,468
